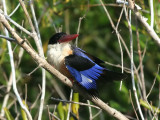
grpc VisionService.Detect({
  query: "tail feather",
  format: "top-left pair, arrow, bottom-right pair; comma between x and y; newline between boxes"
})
100,69 -> 127,82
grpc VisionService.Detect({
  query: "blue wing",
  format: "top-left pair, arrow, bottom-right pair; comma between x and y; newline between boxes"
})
65,47 -> 104,90
66,64 -> 104,90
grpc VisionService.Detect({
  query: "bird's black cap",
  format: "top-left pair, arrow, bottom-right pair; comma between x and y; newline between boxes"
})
48,32 -> 66,45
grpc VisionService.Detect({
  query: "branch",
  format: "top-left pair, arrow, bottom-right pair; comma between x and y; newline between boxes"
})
0,35 -> 16,42
51,97 -> 100,109
123,7 -> 144,120
127,0 -> 160,46
149,0 -> 154,28
66,89 -> 73,120
29,2 -> 46,119
0,10 -> 129,120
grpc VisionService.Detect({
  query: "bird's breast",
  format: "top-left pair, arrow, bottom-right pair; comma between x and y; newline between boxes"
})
47,43 -> 73,70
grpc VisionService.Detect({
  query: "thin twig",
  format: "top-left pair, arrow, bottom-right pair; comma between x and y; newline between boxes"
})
123,5 -> 144,119
87,100 -> 93,120
135,16 -> 146,99
47,72 -> 67,100
149,0 -> 154,28
116,6 -> 124,29
19,0 -> 35,32
46,12 -> 58,33
51,97 -> 100,110
0,74 -> 12,117
134,8 -> 160,46
75,0 -> 89,46
104,61 -> 130,73
9,3 -> 20,17
25,84 -> 27,104
116,0 -> 141,10
27,65 -> 41,76
115,5 -> 124,91
92,109 -> 102,119
66,89 -> 73,120
5,15 -> 32,36
75,17 -> 83,47
49,112 -> 60,120
129,90 -> 139,120
137,41 -> 148,73
30,86 -> 42,110
47,105 -> 51,120
0,35 -> 16,42
30,2 -> 41,45
147,65 -> 160,98
17,47 -> 24,66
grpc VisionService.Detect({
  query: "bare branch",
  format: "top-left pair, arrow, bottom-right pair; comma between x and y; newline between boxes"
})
135,17 -> 146,99
92,109 -> 102,119
27,1 -> 46,119
30,85 -> 42,110
0,35 -> 16,42
46,105 -> 51,120
116,0 -> 141,10
147,65 -> 160,98
18,0 -> 35,33
27,65 -> 41,76
66,89 -> 73,120
149,0 -> 154,28
134,11 -> 160,46
117,0 -> 160,46
123,5 -> 144,120
87,100 -> 93,120
49,112 -> 60,120
129,90 -> 139,120
51,97 -> 100,109
115,6 -> 124,91
75,0 -> 89,46
9,3 -> 20,17
0,74 -> 13,117
128,0 -> 159,46
5,15 -> 32,36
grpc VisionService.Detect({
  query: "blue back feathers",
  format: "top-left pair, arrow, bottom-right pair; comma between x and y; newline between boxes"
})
65,47 -> 104,90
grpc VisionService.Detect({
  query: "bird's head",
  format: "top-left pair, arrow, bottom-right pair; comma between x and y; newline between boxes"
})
48,32 -> 79,45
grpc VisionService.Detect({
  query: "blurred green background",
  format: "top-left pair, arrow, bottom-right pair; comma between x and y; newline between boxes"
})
0,0 -> 160,119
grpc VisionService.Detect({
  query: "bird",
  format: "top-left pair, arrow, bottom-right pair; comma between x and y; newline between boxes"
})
47,32 -> 127,96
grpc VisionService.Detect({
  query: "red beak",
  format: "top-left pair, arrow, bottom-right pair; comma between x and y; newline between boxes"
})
58,34 -> 79,43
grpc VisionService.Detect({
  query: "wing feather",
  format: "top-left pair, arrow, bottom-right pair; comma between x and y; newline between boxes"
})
65,55 -> 104,90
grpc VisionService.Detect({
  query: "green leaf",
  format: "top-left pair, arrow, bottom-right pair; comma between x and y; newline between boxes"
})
21,100 -> 29,120
57,102 -> 64,120
155,73 -> 160,82
72,93 -> 79,119
63,103 -> 69,120
4,107 -> 14,120
140,99 -> 160,113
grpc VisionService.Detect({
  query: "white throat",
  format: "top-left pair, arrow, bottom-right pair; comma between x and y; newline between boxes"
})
47,43 -> 72,69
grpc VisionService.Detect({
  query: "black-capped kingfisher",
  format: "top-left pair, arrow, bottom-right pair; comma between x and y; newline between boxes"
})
47,32 -> 127,96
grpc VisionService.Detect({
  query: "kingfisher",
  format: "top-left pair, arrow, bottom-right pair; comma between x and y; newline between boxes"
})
47,32 -> 127,96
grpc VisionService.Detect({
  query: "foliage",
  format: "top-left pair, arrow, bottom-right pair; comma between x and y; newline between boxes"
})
0,0 -> 160,120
